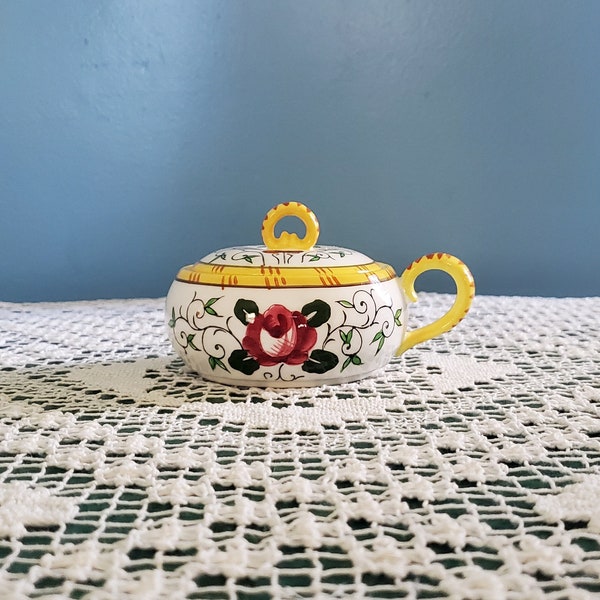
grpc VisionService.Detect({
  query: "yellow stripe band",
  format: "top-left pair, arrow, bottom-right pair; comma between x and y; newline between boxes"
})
176,261 -> 397,289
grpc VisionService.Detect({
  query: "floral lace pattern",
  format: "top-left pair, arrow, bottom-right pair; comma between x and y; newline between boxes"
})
0,295 -> 599,599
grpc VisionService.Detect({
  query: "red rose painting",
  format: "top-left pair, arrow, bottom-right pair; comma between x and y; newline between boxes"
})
242,304 -> 318,366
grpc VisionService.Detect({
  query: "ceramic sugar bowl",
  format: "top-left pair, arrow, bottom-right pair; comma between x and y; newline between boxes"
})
166,202 -> 475,387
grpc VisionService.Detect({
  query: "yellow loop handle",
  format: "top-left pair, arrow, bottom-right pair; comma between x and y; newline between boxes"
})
396,253 -> 475,355
261,202 -> 320,251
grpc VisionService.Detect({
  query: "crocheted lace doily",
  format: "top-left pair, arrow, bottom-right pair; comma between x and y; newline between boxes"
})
0,294 -> 599,599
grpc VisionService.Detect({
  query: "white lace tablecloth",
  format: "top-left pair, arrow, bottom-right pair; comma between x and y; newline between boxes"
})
1,294 -> 599,599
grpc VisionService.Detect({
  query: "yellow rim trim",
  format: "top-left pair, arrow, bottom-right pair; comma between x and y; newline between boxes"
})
176,261 -> 397,289
261,202 -> 320,251
396,253 -> 475,355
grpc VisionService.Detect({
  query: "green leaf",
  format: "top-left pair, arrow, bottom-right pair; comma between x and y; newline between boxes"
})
371,331 -> 386,355
339,329 -> 353,345
301,299 -> 331,328
394,308 -> 403,327
209,356 -> 228,372
214,357 -> 228,371
203,297 -> 221,316
228,349 -> 260,375
351,355 -> 362,366
341,356 -> 353,372
187,334 -> 199,351
168,307 -> 176,328
234,299 -> 259,324
301,349 -> 339,374
243,255 -> 254,263
371,331 -> 384,344
309,255 -> 320,262
337,300 -> 354,309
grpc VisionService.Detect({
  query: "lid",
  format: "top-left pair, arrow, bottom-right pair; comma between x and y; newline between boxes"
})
175,202 -> 397,289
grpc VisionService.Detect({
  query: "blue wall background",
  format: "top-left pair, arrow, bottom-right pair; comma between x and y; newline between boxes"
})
1,0 -> 599,302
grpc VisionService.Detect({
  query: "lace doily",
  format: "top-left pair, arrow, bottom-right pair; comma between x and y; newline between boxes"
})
0,294 -> 599,599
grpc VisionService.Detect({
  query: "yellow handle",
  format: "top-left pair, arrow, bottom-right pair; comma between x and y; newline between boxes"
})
261,202 -> 320,251
396,253 -> 475,355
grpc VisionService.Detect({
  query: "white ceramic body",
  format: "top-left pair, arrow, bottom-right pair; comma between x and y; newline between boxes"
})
166,279 -> 407,387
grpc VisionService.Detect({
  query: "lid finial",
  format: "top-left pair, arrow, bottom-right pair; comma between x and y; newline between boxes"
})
261,202 -> 320,251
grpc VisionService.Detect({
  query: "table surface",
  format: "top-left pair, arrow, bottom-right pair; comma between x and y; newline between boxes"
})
0,293 -> 599,600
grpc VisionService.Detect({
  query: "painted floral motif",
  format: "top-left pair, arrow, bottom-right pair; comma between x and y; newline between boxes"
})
168,289 -> 401,382
229,298 -> 338,377
204,246 -> 364,267
241,304 -> 317,367
329,292 -> 402,372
